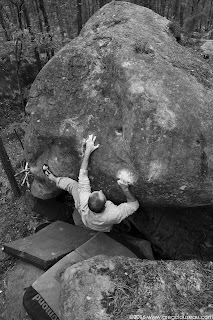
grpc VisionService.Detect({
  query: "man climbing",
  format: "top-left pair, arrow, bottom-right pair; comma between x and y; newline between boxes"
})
43,134 -> 139,232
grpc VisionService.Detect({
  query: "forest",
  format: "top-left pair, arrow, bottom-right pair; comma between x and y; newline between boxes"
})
0,0 -> 213,74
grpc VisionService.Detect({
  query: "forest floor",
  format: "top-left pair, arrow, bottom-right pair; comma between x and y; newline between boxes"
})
0,109 -> 50,319
0,30 -> 67,319
0,36 -> 213,319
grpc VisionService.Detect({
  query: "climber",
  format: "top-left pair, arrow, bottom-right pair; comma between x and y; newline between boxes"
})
42,134 -> 139,232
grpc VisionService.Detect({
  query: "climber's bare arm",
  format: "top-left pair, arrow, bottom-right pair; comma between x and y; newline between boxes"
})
117,181 -> 137,203
80,134 -> 99,172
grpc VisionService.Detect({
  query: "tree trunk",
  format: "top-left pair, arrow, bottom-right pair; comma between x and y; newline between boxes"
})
173,0 -> 180,21
179,3 -> 185,27
208,0 -> 213,30
166,0 -> 172,18
191,0 -> 201,15
160,0 -> 167,16
0,136 -> 21,198
15,38 -> 26,114
55,0 -> 65,40
34,0 -> 43,32
22,1 -> 42,71
38,0 -> 54,58
76,0 -> 83,35
199,0 -> 205,32
0,4 -> 11,40
8,0 -> 18,24
7,0 -> 24,29
22,1 -> 31,31
38,0 -> 50,31
156,0 -> 160,14
16,3 -> 24,30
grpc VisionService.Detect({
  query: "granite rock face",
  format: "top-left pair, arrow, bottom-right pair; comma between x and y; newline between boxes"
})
25,1 -> 213,206
59,255 -> 213,319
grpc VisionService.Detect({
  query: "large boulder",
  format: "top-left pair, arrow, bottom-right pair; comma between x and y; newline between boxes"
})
59,255 -> 213,319
24,1 -> 213,206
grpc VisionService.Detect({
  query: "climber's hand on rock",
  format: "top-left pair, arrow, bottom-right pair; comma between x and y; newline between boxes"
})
117,179 -> 137,203
85,134 -> 99,154
117,179 -> 129,190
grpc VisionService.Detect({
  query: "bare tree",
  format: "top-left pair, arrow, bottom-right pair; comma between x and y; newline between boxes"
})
191,0 -> 202,14
8,0 -> 25,30
54,0 -> 66,40
208,0 -> 213,29
172,0 -> 180,21
76,0 -> 82,34
179,2 -> 185,27
22,0 -> 42,70
0,136 -> 21,198
160,0 -> 167,16
37,0 -> 54,58
33,0 -> 43,32
0,2 -> 11,40
7,0 -> 18,24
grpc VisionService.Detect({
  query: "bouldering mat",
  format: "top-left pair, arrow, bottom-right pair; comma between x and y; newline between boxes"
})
3,221 -> 97,270
23,232 -> 137,320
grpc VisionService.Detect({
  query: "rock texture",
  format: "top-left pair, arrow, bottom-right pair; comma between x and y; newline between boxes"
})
59,255 -> 213,320
25,1 -> 213,206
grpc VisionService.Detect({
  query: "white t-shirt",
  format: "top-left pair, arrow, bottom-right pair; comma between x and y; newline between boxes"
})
56,169 -> 139,232
78,169 -> 139,232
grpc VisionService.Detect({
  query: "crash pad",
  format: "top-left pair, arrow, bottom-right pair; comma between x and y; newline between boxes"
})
3,221 -> 96,270
23,232 -> 137,320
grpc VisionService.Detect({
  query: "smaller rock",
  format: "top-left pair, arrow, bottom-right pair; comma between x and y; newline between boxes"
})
204,231 -> 213,248
121,235 -> 155,260
59,255 -> 213,320
201,40 -> 213,56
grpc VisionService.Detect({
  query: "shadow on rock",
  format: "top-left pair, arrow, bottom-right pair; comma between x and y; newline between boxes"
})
131,205 -> 213,261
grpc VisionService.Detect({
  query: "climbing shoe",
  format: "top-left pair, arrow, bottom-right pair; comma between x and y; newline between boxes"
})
42,164 -> 52,178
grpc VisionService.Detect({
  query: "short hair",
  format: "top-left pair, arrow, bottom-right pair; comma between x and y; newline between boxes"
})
88,192 -> 106,213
